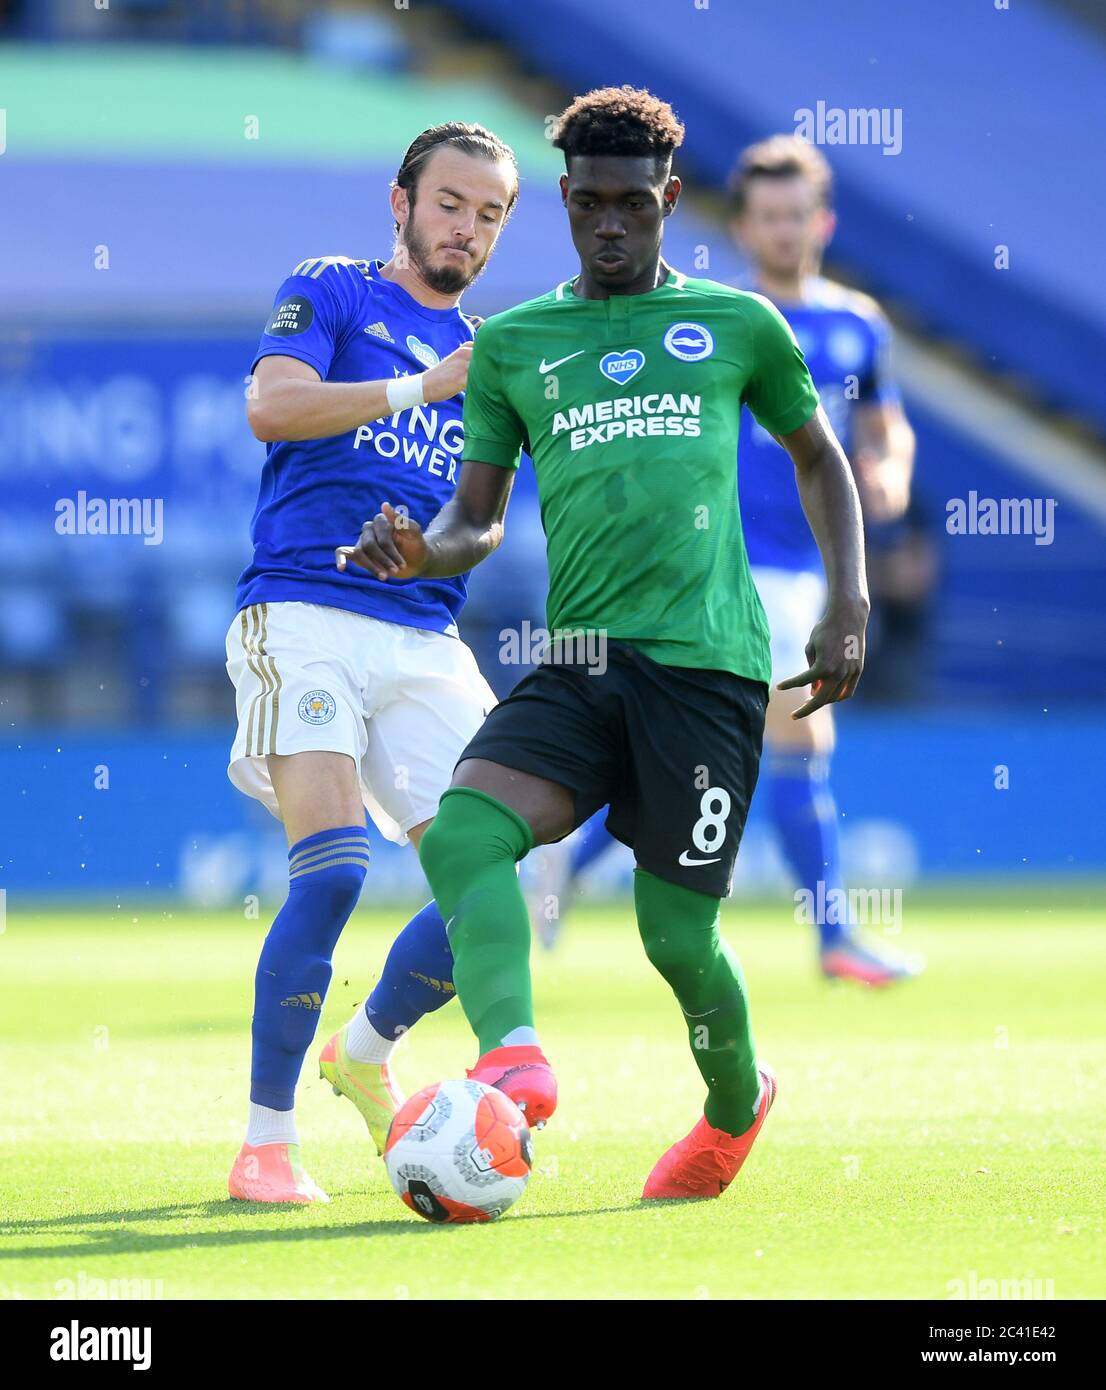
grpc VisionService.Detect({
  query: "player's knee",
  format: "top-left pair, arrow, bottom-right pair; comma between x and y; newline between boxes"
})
302,858 -> 367,914
418,811 -> 465,891
640,930 -> 704,991
636,885 -> 722,986
637,906 -> 690,968
418,790 -> 525,889
283,857 -> 368,949
283,826 -> 370,918
636,911 -> 673,969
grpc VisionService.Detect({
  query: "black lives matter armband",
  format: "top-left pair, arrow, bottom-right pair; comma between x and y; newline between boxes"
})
265,296 -> 315,336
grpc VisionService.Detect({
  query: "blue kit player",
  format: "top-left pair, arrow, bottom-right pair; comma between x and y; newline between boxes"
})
224,123 -> 520,1203
730,134 -> 922,985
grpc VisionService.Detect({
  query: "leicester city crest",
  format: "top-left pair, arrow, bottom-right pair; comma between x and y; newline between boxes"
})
298,690 -> 336,725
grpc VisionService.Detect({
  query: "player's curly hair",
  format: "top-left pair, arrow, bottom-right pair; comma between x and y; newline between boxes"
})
552,86 -> 685,177
392,122 -> 520,230
729,134 -> 834,213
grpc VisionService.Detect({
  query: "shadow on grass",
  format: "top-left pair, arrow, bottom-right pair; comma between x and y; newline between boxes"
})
1,1195 -> 655,1261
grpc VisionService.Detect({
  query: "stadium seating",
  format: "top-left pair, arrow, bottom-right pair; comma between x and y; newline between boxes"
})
443,0 -> 1106,432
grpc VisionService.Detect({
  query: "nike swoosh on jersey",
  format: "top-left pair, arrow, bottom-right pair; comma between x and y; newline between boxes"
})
678,851 -> 721,867
538,351 -> 585,372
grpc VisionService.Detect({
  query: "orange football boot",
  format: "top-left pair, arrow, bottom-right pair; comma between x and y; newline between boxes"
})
467,1044 -> 557,1128
228,1141 -> 329,1204
642,1064 -> 777,1200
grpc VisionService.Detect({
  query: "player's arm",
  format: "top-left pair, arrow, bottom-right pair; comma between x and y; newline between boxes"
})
336,318 -> 523,581
335,461 -> 514,581
852,398 -> 915,523
740,293 -> 868,718
246,346 -> 472,443
774,406 -> 870,717
850,304 -> 914,522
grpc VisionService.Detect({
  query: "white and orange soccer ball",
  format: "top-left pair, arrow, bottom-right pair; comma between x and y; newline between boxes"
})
384,1078 -> 533,1223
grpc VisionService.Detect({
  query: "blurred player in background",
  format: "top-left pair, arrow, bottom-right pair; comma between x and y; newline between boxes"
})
224,123 -> 518,1204
533,135 -> 922,988
731,134 -> 921,984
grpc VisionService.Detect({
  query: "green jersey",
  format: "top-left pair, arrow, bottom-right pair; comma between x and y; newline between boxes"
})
462,268 -> 820,684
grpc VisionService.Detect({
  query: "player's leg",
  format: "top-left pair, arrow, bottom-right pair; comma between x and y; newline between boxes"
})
419,760 -> 572,1125
350,830 -> 454,1052
763,676 -> 845,955
635,871 -> 761,1133
318,819 -> 452,1154
765,655 -> 922,985
756,568 -> 841,958
527,806 -> 617,949
225,602 -> 373,1202
257,750 -> 369,1105
756,567 -> 921,986
568,807 -> 618,876
636,872 -> 777,1199
319,627 -> 502,1146
230,750 -> 369,1203
346,629 -> 498,1056
604,650 -> 776,1199
418,661 -> 617,1125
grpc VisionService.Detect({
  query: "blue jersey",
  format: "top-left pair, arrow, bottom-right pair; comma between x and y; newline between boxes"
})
236,256 -> 478,635
738,277 -> 900,573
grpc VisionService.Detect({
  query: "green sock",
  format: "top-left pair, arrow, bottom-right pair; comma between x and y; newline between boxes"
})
633,868 -> 760,1136
418,787 -> 535,1055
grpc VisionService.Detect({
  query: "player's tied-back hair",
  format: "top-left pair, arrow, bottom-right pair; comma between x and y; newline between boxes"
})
392,121 -> 520,226
729,134 -> 834,213
552,85 -> 685,177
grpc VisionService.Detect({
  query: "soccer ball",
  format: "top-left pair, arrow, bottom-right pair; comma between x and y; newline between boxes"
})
384,1078 -> 533,1223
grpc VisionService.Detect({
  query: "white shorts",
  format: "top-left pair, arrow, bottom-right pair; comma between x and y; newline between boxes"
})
749,566 -> 827,685
226,601 -> 496,844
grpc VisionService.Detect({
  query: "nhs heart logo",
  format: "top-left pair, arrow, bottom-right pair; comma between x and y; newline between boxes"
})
600,349 -> 645,385
406,334 -> 441,369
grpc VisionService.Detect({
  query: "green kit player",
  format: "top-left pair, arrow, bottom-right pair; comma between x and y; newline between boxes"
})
339,87 -> 870,1199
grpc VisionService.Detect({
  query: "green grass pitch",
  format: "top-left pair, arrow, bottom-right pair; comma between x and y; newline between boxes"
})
1,889 -> 1102,1300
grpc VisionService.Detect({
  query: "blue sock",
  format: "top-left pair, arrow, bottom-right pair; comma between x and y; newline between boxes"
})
569,808 -> 616,877
766,752 -> 848,949
365,900 -> 456,1039
251,824 -> 370,1110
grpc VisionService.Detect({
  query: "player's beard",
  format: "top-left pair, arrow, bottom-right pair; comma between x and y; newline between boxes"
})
402,210 -> 488,295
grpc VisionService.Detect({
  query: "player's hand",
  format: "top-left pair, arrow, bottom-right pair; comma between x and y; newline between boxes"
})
422,341 -> 473,403
777,599 -> 869,718
335,502 -> 428,581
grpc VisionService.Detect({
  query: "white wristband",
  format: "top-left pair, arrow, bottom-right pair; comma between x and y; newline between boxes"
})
386,373 -> 426,412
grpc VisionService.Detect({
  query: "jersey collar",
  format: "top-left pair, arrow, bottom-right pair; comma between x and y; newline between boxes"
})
556,265 -> 686,300
367,258 -> 468,324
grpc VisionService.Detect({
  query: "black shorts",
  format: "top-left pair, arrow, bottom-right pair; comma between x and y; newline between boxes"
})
458,640 -> 769,898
